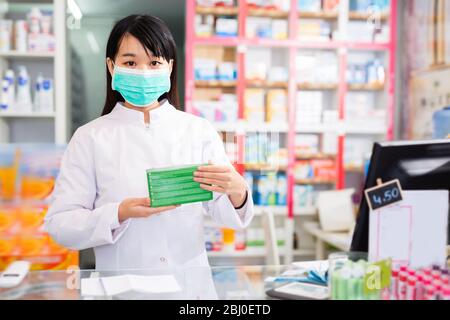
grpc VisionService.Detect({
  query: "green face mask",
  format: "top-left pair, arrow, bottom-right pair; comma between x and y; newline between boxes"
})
111,65 -> 171,107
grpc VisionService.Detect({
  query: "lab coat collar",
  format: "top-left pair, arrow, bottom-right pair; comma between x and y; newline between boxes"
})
111,99 -> 175,124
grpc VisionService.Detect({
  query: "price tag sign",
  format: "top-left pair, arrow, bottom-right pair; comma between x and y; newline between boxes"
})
364,179 -> 403,211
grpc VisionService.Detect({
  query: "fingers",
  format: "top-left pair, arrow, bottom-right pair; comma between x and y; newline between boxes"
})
135,205 -> 178,217
193,171 -> 230,181
200,183 -> 226,193
131,197 -> 151,206
194,177 -> 229,187
197,165 -> 231,173
150,205 -> 179,214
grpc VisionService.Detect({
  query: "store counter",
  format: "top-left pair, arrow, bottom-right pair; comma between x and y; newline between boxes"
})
0,265 -> 300,300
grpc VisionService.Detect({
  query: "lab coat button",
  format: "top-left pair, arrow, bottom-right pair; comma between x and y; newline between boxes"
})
160,257 -> 167,263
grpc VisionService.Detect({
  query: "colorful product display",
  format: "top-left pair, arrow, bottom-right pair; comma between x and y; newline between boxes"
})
0,67 -> 54,114
294,159 -> 336,180
195,58 -> 237,81
349,0 -> 390,12
244,89 -> 288,124
0,7 -> 55,53
146,165 -> 213,207
296,51 -> 338,84
298,19 -> 332,42
244,171 -> 287,206
346,59 -> 385,86
193,95 -> 238,123
246,17 -> 288,40
0,144 -> 78,271
204,226 -> 286,252
245,132 -> 287,166
387,264 -> 450,301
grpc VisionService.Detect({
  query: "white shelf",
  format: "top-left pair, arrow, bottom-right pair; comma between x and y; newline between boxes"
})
213,122 -> 289,133
207,247 -> 314,258
253,205 -> 317,217
0,51 -> 55,59
213,122 -> 386,135
345,125 -> 387,135
0,112 -> 55,118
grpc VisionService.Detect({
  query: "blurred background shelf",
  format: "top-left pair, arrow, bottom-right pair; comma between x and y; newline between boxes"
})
0,112 -> 56,118
298,11 -> 338,20
196,6 -> 238,16
247,8 -> 289,18
295,178 -> 336,185
297,83 -> 338,90
0,51 -> 55,59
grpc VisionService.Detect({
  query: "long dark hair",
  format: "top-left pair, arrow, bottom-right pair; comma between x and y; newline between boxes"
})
102,14 -> 179,116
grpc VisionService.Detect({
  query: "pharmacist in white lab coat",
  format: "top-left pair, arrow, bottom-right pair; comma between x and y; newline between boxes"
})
44,15 -> 254,270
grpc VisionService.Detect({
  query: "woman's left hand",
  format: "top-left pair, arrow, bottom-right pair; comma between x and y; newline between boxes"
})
194,165 -> 248,208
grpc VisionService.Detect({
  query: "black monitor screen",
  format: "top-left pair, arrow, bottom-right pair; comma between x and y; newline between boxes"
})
351,140 -> 450,252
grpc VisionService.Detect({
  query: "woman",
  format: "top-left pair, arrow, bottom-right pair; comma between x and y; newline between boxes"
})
44,15 -> 254,270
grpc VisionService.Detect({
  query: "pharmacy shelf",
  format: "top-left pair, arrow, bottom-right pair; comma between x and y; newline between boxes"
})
213,122 -> 386,135
348,11 -> 390,21
0,0 -> 68,144
213,122 -> 289,133
253,205 -> 317,217
195,6 -> 238,16
192,36 -> 390,51
348,83 -> 385,91
345,125 -> 387,135
247,80 -> 288,89
0,51 -> 55,59
244,164 -> 288,171
295,178 -> 336,185
207,247 -> 314,258
295,153 -> 336,160
0,112 -> 55,118
247,8 -> 289,18
297,83 -> 338,90
344,164 -> 364,173
195,80 -> 237,88
186,1 -> 398,257
298,11 -> 338,20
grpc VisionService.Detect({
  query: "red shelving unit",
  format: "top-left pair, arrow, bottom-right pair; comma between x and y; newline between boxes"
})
185,0 -> 397,253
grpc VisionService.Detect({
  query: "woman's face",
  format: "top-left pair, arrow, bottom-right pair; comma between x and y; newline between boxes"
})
107,33 -> 173,75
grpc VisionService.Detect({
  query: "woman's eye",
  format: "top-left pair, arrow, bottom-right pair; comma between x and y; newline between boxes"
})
125,61 -> 136,67
150,61 -> 162,66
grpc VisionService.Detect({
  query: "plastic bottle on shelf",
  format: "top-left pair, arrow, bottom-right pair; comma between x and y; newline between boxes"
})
374,59 -> 385,85
37,77 -> 54,113
432,106 -> 450,139
1,79 -> 9,111
234,229 -> 246,251
16,66 -> 32,113
4,69 -> 15,109
33,74 -> 43,112
0,20 -> 13,52
14,20 -> 28,52
27,7 -> 42,52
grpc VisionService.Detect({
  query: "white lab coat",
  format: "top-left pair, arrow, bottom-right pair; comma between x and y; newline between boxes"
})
44,100 -> 254,270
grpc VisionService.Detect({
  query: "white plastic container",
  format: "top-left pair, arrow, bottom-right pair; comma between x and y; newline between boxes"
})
40,78 -> 54,113
16,66 -> 32,112
1,79 -> 10,111
4,69 -> 15,109
33,74 -> 43,112
14,20 -> 28,52
0,20 -> 13,52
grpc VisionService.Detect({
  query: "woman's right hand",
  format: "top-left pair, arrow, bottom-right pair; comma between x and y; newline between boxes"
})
118,198 -> 178,223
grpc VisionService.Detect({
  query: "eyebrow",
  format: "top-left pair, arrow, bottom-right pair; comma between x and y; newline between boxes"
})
120,53 -> 137,57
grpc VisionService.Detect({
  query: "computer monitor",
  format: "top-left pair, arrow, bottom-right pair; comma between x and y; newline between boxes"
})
351,139 -> 450,252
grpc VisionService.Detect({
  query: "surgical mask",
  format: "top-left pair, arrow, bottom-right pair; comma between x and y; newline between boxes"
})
111,64 -> 171,107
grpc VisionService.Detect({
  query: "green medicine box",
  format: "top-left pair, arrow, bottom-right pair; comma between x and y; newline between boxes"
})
146,164 -> 213,207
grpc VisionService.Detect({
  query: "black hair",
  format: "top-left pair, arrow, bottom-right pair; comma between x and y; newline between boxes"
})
102,14 -> 179,115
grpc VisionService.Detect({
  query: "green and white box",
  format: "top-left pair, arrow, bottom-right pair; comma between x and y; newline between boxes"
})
146,164 -> 213,207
